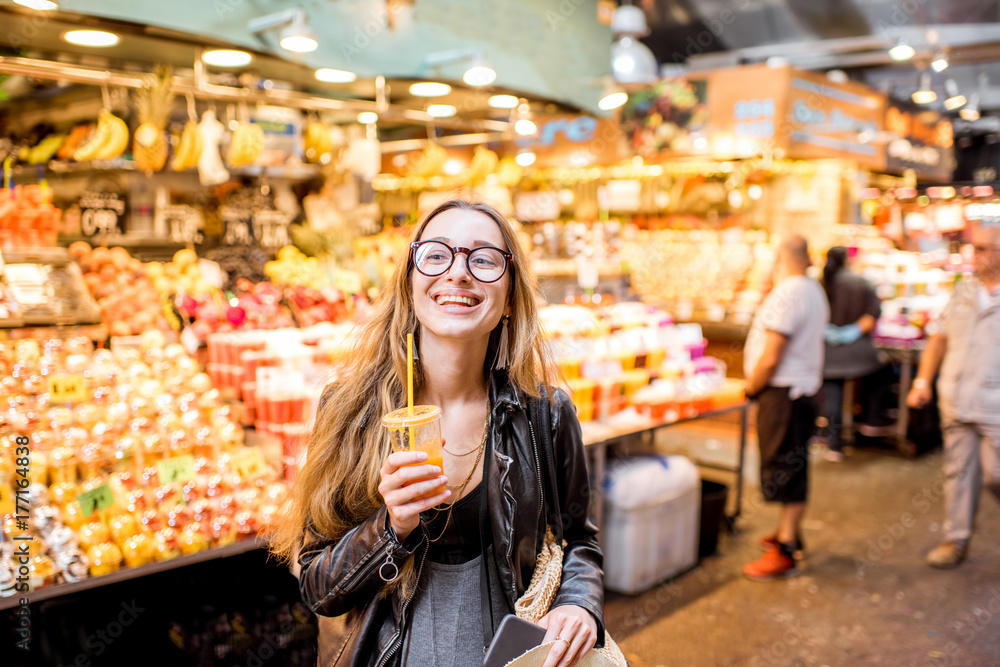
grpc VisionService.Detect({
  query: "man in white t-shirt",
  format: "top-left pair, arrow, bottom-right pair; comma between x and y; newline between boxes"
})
742,234 -> 829,581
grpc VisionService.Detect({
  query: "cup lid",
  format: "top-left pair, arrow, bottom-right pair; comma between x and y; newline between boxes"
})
382,405 -> 441,428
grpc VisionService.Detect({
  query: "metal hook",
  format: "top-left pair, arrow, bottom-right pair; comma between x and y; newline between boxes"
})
101,84 -> 111,110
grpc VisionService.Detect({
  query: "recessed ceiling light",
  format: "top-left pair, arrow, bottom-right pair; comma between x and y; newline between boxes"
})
514,119 -> 537,136
357,112 -> 378,124
427,104 -> 456,118
14,0 -> 58,10
62,30 -> 120,48
202,49 -> 253,67
315,68 -> 357,83
489,95 -> 520,109
410,82 -> 452,97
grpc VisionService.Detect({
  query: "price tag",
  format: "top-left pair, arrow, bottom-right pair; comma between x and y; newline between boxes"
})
232,448 -> 267,481
77,483 -> 115,518
221,206 -> 256,246
78,191 -> 126,236
48,374 -> 87,403
163,205 -> 205,244
157,455 -> 196,484
253,210 -> 292,249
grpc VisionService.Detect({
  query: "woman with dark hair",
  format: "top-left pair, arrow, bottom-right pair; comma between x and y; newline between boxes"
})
271,199 -> 606,667
820,246 -> 884,461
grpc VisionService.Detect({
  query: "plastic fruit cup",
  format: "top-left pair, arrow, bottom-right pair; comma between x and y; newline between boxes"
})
382,405 -> 445,499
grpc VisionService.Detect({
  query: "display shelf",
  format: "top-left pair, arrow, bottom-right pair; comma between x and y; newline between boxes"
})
0,322 -> 108,339
57,235 -> 188,250
11,160 -> 321,182
1,247 -> 103,327
0,537 -> 267,610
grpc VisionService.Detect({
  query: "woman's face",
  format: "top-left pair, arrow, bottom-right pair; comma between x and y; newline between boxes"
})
411,208 -> 510,345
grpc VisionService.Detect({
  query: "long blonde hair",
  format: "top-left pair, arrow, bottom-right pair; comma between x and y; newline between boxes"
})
270,199 -> 554,595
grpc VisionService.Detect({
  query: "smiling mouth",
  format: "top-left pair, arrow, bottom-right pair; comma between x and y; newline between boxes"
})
434,295 -> 481,307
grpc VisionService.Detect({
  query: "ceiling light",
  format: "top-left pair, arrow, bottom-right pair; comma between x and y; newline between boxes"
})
489,95 -> 519,109
14,0 -> 58,9
889,42 -> 916,61
599,90 -> 628,111
612,37 -> 658,84
514,119 -> 537,136
944,79 -> 966,110
202,49 -> 253,67
931,54 -> 949,72
315,68 -> 357,83
410,82 -> 452,97
611,5 -> 650,37
463,63 -> 497,87
279,15 -> 318,53
427,104 -> 456,118
515,152 -> 536,167
960,93 -> 981,120
357,112 -> 378,124
62,30 -> 120,47
912,72 -> 936,104
443,159 -> 464,175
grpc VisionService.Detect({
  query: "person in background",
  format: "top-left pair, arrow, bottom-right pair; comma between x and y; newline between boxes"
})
907,224 -> 1000,569
820,246 -> 884,462
742,235 -> 830,580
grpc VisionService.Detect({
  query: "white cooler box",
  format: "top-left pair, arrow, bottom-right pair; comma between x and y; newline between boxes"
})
601,454 -> 700,595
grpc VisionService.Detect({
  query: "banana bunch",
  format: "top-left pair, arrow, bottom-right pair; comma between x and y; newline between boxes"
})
408,142 -> 447,178
304,121 -> 333,162
227,121 -> 265,168
171,121 -> 203,171
466,146 -> 499,184
58,123 -> 93,161
27,133 -> 66,165
496,156 -> 524,187
73,110 -> 130,162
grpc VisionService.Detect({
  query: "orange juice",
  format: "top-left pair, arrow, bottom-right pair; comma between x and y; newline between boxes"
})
384,406 -> 445,500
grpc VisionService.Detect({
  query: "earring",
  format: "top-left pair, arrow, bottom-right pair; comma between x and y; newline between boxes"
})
495,315 -> 510,369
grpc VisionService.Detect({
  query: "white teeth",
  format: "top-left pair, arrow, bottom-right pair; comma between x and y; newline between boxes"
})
435,295 -> 478,307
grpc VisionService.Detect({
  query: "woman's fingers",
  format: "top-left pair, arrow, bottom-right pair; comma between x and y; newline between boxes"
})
382,450 -> 428,475
382,475 -> 448,506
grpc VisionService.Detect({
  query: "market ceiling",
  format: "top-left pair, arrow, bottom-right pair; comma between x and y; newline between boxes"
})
636,0 -> 1000,122
0,0 -> 613,130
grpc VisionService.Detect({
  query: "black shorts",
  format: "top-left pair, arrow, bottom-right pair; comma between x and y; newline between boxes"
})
756,386 -> 818,504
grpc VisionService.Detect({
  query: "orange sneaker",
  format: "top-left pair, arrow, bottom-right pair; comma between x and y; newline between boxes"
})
743,546 -> 798,581
758,533 -> 806,559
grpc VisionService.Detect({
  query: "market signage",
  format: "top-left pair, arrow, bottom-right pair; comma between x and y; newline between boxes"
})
78,192 -> 126,237
523,114 -> 627,168
884,106 -> 954,181
783,74 -> 885,168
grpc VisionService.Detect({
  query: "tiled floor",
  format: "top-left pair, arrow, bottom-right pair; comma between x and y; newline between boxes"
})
602,424 -> 1000,666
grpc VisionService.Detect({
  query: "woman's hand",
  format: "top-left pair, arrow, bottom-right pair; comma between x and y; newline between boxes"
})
378,449 -> 449,542
539,605 -> 598,667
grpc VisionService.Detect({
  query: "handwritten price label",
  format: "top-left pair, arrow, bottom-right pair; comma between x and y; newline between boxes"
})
77,483 -> 115,518
232,448 -> 267,481
48,374 -> 87,404
157,455 -> 196,484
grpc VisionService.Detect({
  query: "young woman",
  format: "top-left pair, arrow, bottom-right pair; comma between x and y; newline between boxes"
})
271,199 -> 605,667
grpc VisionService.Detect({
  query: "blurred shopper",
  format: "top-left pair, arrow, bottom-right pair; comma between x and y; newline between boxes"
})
742,235 -> 829,580
908,224 -> 1000,569
820,246 -> 884,462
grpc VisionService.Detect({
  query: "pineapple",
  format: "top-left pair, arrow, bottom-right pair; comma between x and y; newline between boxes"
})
134,65 -> 175,174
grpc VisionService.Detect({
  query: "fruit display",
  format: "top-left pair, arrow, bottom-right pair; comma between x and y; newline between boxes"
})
146,248 -> 217,298
69,241 -> 174,337
133,66 -> 175,174
407,142 -> 448,178
72,109 -> 130,162
226,121 -> 265,168
56,123 -> 94,161
0,333 -> 286,590
263,245 -> 328,288
204,245 -> 270,293
284,285 -> 353,328
176,281 -> 296,342
24,132 -> 66,165
465,146 -> 499,185
197,110 -> 230,186
171,119 -> 204,172
0,184 -> 62,248
303,120 -> 336,163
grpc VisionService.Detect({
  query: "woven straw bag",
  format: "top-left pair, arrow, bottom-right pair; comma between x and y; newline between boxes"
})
507,527 -> 628,667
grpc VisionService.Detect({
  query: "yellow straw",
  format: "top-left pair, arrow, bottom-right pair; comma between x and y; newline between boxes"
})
406,333 -> 415,451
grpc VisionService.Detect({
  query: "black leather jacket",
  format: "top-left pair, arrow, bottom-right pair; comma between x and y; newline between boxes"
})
298,375 -> 605,666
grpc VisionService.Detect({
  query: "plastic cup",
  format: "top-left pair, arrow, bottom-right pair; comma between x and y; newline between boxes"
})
383,405 -> 445,497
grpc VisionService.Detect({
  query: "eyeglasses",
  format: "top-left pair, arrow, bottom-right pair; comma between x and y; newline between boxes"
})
410,240 -> 512,283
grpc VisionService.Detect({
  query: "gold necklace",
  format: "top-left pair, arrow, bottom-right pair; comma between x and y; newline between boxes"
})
426,415 -> 489,543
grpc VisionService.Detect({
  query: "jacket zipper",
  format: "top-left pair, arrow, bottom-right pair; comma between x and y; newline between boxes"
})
374,543 -> 428,667
337,536 -> 391,595
526,416 -> 545,601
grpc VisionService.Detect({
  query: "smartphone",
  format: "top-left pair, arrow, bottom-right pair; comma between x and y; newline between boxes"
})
483,614 -> 548,667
